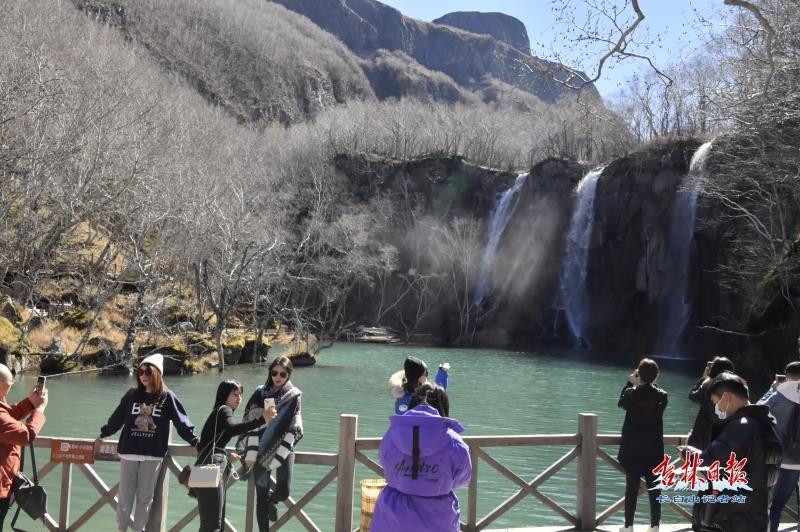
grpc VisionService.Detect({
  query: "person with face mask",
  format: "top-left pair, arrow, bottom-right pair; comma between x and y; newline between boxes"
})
689,372 -> 782,532
687,356 -> 735,532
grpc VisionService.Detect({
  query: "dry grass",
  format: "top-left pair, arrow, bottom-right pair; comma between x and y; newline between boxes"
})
26,320 -> 84,353
94,327 -> 127,349
99,296 -> 133,330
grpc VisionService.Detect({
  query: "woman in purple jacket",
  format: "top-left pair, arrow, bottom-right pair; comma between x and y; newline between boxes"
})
371,384 -> 472,532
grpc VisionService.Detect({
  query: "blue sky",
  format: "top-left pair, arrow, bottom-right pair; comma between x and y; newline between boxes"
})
380,0 -> 721,98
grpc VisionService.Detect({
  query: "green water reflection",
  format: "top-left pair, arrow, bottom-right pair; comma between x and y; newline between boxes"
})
8,344 -> 700,530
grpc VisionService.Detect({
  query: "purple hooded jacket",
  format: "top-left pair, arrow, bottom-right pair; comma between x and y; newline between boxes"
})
371,405 -> 472,532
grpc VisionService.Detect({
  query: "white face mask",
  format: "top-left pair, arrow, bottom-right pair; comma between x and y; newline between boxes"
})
715,394 -> 728,420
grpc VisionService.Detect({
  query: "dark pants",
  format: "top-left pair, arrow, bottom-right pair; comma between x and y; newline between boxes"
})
0,497 -> 9,531
196,453 -> 229,532
254,454 -> 294,532
196,483 -> 226,532
770,468 -> 800,532
624,468 -> 661,527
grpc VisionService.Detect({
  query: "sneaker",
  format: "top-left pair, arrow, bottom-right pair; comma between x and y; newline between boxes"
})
268,504 -> 278,522
619,527 -> 634,532
646,527 -> 660,532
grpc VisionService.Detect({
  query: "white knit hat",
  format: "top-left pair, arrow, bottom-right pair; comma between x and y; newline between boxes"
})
139,353 -> 164,375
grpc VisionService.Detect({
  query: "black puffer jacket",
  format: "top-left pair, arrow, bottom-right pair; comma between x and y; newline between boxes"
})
617,382 -> 668,472
699,404 -> 782,522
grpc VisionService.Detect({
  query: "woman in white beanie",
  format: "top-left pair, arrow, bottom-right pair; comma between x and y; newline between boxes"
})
97,353 -> 199,532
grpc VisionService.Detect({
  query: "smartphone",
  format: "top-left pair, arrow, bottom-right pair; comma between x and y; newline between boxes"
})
35,375 -> 46,395
777,374 -> 787,383
264,398 -> 275,410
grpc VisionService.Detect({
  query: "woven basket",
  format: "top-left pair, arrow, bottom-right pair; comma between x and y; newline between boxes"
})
359,478 -> 386,531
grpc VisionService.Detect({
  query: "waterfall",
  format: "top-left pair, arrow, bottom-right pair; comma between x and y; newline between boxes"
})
559,168 -> 603,345
655,141 -> 713,356
473,173 -> 528,305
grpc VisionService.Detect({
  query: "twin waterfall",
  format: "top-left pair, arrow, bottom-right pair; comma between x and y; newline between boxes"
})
475,142 -> 713,355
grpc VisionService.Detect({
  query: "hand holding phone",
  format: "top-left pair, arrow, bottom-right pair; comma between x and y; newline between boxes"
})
263,398 -> 277,423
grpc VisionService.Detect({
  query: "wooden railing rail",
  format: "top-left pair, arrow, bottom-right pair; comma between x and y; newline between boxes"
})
28,436 -> 341,532
26,414 -> 790,532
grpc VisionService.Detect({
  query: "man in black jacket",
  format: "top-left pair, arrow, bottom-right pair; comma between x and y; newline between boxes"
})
696,372 -> 782,532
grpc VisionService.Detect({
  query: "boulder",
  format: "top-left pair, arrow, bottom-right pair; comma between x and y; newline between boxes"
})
287,352 -> 316,367
222,335 -> 245,365
240,335 -> 272,364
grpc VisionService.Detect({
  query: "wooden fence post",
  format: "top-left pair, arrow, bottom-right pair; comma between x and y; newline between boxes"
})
245,471 -> 256,532
335,414 -> 358,532
577,413 -> 597,531
59,463 -> 72,531
466,444 -> 479,532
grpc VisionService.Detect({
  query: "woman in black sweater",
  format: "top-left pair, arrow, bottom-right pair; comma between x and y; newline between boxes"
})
195,381 -> 274,532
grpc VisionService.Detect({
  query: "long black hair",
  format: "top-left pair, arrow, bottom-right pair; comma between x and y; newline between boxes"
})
266,356 -> 293,389
213,380 -> 243,409
408,383 -> 450,417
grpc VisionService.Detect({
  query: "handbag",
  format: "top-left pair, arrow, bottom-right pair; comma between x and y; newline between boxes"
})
187,407 -> 223,489
10,439 -> 48,529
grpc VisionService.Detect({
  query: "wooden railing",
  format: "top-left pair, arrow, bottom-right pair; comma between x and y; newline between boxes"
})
22,413 -> 796,531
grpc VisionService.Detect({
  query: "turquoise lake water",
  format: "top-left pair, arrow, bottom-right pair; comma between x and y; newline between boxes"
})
7,344 -> 704,530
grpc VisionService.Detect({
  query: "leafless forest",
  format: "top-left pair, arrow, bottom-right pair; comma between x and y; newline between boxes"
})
1,0 -> 797,371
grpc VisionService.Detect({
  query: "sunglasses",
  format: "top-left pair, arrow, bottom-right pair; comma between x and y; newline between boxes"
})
271,370 -> 288,379
137,366 -> 153,377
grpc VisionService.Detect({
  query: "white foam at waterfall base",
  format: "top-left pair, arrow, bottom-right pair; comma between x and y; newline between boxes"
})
559,168 -> 603,346
473,173 -> 528,306
654,141 -> 713,356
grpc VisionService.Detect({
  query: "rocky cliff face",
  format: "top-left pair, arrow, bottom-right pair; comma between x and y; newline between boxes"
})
579,140 -> 701,353
77,0 -> 375,124
273,0 -> 596,103
433,11 -> 531,54
333,141 -> 721,354
333,153 -> 518,219
329,138 -> 800,372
